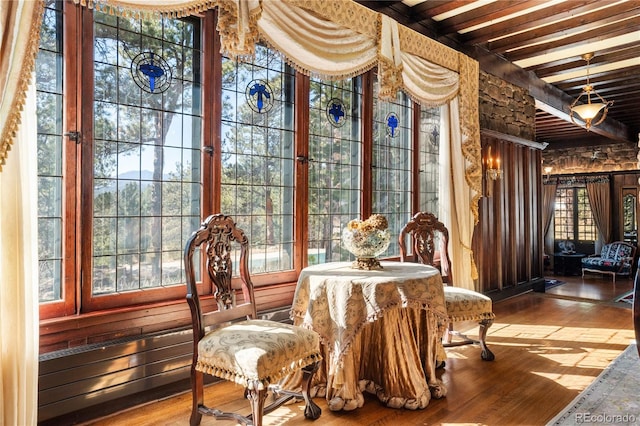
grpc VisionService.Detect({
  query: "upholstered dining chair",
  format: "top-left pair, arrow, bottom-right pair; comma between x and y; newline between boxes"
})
399,211 -> 495,362
184,214 -> 322,426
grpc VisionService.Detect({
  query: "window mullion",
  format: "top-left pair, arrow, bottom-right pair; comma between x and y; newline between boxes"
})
294,73 -> 310,271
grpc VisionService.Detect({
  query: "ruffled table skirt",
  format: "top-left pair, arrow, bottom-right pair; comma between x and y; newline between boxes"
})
284,306 -> 447,411
284,261 -> 448,411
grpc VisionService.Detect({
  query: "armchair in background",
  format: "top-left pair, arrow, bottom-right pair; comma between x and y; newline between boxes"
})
581,241 -> 636,283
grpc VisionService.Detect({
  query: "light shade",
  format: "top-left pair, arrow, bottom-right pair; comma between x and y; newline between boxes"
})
571,102 -> 607,120
569,53 -> 613,130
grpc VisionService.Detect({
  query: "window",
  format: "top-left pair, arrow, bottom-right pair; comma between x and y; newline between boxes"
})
372,83 -> 413,257
221,46 -> 295,275
89,12 -> 202,307
36,6 -> 203,316
36,0 -> 64,304
35,4 -> 442,324
307,77 -> 363,265
418,107 -> 440,214
553,187 -> 597,242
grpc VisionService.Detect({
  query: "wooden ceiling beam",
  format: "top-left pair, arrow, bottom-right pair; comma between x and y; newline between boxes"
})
469,45 -> 634,144
461,0 -> 598,44
411,0 -> 476,17
505,17 -> 640,63
357,0 -> 636,146
555,65 -> 640,92
435,1 -> 536,36
532,45 -> 639,78
355,1 -> 402,11
356,0 -> 440,39
488,3 -> 640,53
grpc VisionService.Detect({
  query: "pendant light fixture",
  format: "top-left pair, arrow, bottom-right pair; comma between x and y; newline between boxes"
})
569,52 -> 613,130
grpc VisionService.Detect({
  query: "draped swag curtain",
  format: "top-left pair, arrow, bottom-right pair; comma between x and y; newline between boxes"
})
0,1 -> 43,425
586,181 -> 612,245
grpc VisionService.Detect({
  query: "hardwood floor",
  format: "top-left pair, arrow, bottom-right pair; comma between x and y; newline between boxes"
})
83,273 -> 636,426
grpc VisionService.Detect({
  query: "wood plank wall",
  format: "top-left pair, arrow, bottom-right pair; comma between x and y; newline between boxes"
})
474,133 -> 545,298
613,173 -> 640,248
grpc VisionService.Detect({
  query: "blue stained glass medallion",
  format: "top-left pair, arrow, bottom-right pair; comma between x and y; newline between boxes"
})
326,98 -> 346,128
131,52 -> 172,94
245,79 -> 274,113
386,112 -> 399,138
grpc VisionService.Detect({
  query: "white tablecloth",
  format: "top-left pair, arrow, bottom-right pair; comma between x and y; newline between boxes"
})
286,261 -> 448,411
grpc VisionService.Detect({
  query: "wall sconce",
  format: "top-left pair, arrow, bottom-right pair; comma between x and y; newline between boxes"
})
485,146 -> 502,181
485,146 -> 502,197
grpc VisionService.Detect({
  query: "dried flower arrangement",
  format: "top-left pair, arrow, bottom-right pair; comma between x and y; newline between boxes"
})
342,214 -> 391,270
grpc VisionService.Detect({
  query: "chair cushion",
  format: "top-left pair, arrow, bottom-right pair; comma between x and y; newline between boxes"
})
444,286 -> 495,322
581,256 -> 620,272
196,319 -> 321,390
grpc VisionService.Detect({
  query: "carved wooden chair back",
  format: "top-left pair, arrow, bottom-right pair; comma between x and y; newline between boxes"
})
184,214 -> 256,334
183,214 -> 322,426
399,211 -> 496,362
399,211 -> 452,284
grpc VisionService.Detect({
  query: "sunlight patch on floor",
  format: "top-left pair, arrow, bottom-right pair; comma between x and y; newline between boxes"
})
534,347 -> 619,367
489,323 -> 634,343
531,371 -> 597,391
489,323 -> 562,339
442,350 -> 469,360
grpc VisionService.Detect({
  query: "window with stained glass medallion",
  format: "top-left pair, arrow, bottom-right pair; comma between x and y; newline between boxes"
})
220,45 -> 296,276
90,12 -> 202,301
307,77 -> 363,265
372,81 -> 413,258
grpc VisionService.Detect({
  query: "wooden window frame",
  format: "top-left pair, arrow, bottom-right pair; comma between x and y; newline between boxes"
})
38,4 -> 434,352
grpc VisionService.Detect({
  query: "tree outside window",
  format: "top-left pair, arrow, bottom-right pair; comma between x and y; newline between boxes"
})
553,187 -> 597,243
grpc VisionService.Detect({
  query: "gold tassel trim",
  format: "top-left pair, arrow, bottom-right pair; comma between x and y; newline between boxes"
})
0,0 -> 45,172
196,350 -> 322,390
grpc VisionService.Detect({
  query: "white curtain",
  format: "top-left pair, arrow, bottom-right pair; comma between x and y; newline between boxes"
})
0,82 -> 39,426
0,1 -> 43,424
440,98 -> 477,289
258,1 -> 378,79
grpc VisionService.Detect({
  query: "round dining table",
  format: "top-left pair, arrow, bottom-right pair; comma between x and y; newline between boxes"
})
285,261 -> 449,411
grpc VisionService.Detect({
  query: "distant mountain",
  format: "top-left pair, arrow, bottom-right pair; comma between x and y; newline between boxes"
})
94,170 -> 166,194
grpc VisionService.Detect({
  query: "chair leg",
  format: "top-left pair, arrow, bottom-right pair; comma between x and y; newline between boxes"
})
190,368 -> 204,426
478,319 -> 495,361
443,319 -> 495,362
300,361 -> 322,420
442,322 -> 453,344
247,387 -> 268,426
